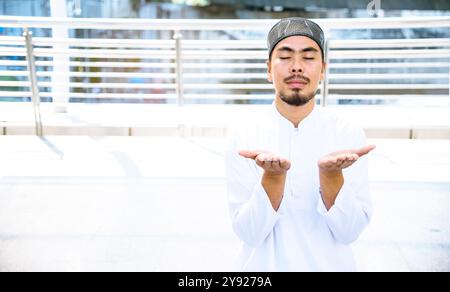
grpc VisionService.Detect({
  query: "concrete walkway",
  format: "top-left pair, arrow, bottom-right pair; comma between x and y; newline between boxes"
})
2,103 -> 450,139
0,136 -> 449,271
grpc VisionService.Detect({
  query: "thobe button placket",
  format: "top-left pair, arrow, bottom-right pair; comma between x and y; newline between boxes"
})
289,128 -> 302,199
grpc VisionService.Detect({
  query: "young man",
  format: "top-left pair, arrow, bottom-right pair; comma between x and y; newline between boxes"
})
225,18 -> 376,272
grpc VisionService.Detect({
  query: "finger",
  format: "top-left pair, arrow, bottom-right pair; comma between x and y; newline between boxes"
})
261,154 -> 273,163
263,161 -> 273,170
336,155 -> 346,164
348,154 -> 359,161
271,156 -> 281,165
280,159 -> 291,171
334,153 -> 348,164
353,145 -> 376,157
255,159 -> 264,168
255,154 -> 266,165
336,158 -> 346,169
342,154 -> 357,162
271,157 -> 283,171
270,160 -> 278,169
341,161 -> 355,169
239,150 -> 260,160
270,161 -> 281,172
344,153 -> 360,166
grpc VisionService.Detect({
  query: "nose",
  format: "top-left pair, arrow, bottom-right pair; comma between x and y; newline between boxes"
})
290,58 -> 304,74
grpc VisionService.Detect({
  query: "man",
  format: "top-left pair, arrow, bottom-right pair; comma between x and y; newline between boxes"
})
225,18 -> 376,272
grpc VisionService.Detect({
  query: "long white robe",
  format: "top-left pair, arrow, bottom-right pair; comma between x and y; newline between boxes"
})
225,104 -> 372,272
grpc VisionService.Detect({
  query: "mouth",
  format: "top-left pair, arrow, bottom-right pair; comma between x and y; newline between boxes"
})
286,80 -> 308,89
285,75 -> 310,90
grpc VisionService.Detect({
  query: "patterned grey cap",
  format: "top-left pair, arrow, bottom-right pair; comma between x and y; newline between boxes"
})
267,17 -> 325,60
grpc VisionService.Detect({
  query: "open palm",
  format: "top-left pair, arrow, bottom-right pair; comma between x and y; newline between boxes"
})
318,145 -> 376,172
239,150 -> 291,175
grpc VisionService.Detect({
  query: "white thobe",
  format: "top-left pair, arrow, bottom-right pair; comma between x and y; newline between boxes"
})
225,104 -> 372,272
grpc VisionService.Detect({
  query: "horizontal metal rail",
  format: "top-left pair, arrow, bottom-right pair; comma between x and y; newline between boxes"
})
1,16 -> 449,30
0,16 -> 448,118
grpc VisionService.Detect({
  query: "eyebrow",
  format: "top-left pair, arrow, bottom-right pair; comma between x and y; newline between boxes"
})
277,46 -> 319,54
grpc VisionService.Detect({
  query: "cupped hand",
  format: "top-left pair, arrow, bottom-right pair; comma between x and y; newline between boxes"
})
239,150 -> 291,175
318,145 -> 376,173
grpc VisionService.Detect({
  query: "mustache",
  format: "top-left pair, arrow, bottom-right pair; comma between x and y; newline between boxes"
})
284,75 -> 310,83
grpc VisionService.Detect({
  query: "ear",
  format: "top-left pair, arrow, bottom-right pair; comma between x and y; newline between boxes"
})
320,62 -> 327,81
267,60 -> 273,83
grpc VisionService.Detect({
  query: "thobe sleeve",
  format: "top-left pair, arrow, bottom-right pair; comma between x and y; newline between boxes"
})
225,131 -> 280,248
316,127 -> 373,244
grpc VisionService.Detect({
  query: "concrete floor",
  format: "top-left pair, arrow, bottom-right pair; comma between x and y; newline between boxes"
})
0,136 -> 449,272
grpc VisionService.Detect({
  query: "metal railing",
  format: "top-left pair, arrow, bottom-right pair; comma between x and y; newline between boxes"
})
0,16 -> 449,135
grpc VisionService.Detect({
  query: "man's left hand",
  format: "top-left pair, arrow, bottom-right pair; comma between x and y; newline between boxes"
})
318,145 -> 376,173
318,145 -> 376,210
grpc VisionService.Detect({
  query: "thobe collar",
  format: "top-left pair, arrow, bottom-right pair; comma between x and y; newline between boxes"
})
270,101 -> 318,132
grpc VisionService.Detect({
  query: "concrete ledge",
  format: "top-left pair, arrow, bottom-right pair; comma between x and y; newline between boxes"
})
364,128 -> 412,139
129,126 -> 181,137
44,125 -> 130,136
2,124 -> 449,139
365,128 -> 450,139
131,126 -> 228,137
1,103 -> 449,139
2,125 -> 36,135
412,128 -> 450,139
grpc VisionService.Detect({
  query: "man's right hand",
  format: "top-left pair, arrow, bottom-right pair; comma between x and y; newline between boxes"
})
239,151 -> 291,175
239,151 -> 291,211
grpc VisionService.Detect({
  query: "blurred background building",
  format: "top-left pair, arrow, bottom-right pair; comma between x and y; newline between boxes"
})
0,0 -> 449,105
2,0 -> 450,18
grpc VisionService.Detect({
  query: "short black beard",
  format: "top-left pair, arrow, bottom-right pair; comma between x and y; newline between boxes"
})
279,90 -> 316,107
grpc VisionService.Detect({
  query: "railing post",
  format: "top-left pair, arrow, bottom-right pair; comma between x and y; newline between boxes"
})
173,31 -> 184,106
322,37 -> 331,107
50,0 -> 69,113
23,28 -> 43,137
